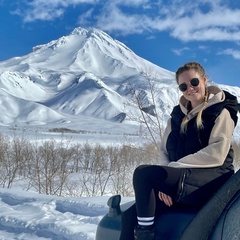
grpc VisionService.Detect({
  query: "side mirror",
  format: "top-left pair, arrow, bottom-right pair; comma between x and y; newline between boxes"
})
107,195 -> 121,217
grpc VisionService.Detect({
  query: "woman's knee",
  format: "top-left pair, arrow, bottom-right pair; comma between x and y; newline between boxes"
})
133,165 -> 148,180
133,164 -> 155,186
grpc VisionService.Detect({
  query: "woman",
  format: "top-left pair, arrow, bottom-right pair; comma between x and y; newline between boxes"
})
120,62 -> 238,240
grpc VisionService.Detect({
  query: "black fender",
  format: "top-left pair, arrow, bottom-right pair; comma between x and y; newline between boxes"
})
96,169 -> 240,240
180,168 -> 240,240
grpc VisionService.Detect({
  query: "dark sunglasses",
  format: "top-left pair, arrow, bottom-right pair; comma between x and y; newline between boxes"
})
178,78 -> 200,92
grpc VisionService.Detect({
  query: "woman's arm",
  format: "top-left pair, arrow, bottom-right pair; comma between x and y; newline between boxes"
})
158,119 -> 171,166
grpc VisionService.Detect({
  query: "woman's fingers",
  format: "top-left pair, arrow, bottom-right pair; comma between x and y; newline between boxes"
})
158,192 -> 173,207
158,191 -> 163,201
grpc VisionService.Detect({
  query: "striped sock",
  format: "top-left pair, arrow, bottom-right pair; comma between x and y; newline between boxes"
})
137,216 -> 154,227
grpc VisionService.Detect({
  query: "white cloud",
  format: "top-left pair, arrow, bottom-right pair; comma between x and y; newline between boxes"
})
94,5 -> 151,35
13,0 -> 98,22
172,47 -> 191,56
78,8 -> 95,27
9,0 -> 240,44
89,0 -> 240,44
198,45 -> 211,54
113,0 -> 150,7
23,7 -> 64,22
166,6 -> 240,42
218,49 -> 240,59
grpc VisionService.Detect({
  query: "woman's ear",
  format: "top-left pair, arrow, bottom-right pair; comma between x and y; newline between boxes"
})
203,75 -> 207,85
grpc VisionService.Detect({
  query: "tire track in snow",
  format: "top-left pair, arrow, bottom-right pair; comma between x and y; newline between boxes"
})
0,191 -> 108,240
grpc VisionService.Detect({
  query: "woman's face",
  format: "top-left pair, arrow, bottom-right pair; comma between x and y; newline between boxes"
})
178,69 -> 207,108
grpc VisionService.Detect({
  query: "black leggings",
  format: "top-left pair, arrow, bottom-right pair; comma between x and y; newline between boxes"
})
133,165 -> 183,217
119,164 -> 184,240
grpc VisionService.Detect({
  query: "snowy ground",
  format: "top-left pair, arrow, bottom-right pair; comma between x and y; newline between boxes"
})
0,187 -> 133,240
0,113 -> 239,240
0,123 -> 137,240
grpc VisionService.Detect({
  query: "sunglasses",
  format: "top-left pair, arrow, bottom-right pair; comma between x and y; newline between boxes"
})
178,78 -> 200,92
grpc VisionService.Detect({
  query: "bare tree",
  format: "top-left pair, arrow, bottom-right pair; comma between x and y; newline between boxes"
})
125,68 -> 178,154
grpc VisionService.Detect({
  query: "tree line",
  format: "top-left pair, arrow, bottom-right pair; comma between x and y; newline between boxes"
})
0,133 -> 239,197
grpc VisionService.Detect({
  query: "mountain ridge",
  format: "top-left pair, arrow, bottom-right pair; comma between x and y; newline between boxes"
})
0,27 -> 239,131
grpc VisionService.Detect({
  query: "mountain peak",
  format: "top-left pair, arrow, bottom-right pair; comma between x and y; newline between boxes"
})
70,27 -> 110,39
28,27 -> 172,79
0,28 -> 238,130
32,27 -> 129,54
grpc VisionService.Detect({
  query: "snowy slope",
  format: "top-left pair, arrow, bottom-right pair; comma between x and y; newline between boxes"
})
0,27 -> 239,131
0,187 -> 133,240
0,27 -> 177,127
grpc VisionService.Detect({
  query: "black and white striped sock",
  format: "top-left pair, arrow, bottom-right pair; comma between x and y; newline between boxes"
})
137,216 -> 154,227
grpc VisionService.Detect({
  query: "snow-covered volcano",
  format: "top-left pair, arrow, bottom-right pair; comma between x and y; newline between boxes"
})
0,27 -> 239,130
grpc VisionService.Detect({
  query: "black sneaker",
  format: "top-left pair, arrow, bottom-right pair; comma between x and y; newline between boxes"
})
134,225 -> 155,240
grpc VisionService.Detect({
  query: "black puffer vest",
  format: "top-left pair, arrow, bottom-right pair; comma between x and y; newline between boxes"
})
166,91 -> 238,206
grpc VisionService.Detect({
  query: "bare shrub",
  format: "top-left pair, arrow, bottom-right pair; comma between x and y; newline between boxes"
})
73,144 -> 125,197
0,135 -> 11,187
28,140 -> 76,196
0,135 -> 32,188
0,133 -> 160,197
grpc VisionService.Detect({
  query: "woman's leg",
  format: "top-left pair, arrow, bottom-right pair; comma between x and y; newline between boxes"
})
132,165 -> 184,239
119,191 -> 169,240
133,165 -> 183,220
120,164 -> 183,239
119,203 -> 137,240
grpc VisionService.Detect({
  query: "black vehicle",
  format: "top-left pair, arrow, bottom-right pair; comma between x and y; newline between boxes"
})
96,168 -> 240,240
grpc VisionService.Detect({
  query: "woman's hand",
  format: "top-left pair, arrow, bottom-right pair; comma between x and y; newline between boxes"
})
158,192 -> 173,207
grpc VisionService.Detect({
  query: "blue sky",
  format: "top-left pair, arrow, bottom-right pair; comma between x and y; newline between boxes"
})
0,0 -> 240,87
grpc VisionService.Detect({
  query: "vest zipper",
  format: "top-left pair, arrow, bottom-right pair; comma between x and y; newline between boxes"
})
177,170 -> 186,202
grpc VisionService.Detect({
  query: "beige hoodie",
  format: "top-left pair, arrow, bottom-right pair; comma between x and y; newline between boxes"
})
158,86 -> 235,168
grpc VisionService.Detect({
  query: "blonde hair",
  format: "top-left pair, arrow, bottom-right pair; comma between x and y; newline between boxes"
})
176,62 -> 208,133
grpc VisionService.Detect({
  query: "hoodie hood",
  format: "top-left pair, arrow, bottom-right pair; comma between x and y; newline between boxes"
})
179,85 -> 225,120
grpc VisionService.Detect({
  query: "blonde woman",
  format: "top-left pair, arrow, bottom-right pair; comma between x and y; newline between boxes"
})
120,62 -> 239,240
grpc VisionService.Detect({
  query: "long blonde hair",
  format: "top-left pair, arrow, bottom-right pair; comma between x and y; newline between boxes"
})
176,62 -> 208,133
